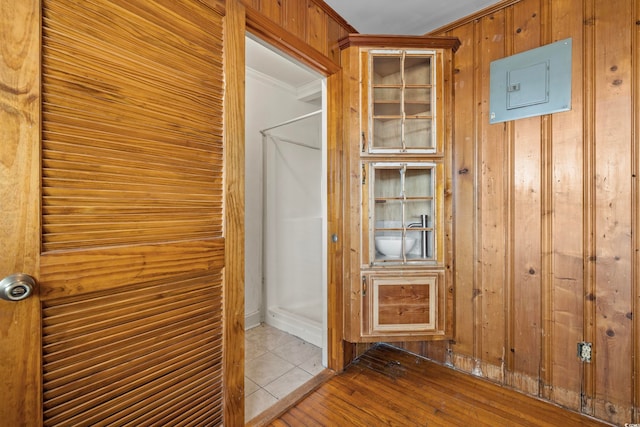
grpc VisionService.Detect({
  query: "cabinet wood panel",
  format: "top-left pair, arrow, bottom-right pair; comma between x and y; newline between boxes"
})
374,280 -> 434,328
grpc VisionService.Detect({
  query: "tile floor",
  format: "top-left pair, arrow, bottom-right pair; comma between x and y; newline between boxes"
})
245,323 -> 324,421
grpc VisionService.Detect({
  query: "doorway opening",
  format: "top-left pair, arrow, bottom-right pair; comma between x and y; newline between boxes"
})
244,34 -> 327,421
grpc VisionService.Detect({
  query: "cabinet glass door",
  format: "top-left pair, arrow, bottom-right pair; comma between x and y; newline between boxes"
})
369,51 -> 435,153
369,162 -> 435,263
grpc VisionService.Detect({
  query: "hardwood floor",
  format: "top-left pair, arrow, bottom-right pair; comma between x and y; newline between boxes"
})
265,344 -> 609,427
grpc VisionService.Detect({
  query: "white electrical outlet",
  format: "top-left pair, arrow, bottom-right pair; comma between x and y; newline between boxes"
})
577,342 -> 592,363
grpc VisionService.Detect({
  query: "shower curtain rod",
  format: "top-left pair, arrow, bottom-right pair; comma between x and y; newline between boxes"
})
259,109 -> 322,135
265,135 -> 320,151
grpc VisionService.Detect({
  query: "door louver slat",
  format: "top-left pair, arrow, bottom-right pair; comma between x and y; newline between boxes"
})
42,275 -> 223,426
42,0 -> 224,252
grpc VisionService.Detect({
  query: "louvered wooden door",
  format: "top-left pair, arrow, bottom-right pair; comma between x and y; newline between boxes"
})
1,0 -> 228,425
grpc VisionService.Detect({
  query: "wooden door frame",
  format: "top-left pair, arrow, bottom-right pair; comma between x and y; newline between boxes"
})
0,0 -> 42,424
223,1 -> 346,424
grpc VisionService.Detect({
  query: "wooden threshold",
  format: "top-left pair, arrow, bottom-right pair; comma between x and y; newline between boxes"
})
265,344 -> 611,426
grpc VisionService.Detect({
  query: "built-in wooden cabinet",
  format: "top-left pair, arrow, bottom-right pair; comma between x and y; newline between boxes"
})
340,35 -> 459,342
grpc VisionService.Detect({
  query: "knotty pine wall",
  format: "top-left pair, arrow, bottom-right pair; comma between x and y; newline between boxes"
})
389,0 -> 640,424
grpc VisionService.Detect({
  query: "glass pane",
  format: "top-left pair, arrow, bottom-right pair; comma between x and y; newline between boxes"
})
404,119 -> 433,149
370,163 -> 437,261
405,200 -> 433,259
373,118 -> 402,149
374,200 -> 403,225
374,102 -> 402,116
374,87 -> 401,103
374,168 -> 402,198
404,88 -> 432,116
405,102 -> 430,117
373,88 -> 402,116
372,56 -> 402,85
405,200 -> 432,224
404,168 -> 433,197
405,56 -> 432,85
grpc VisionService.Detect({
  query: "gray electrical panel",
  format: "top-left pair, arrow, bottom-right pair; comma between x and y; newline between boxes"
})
490,38 -> 572,124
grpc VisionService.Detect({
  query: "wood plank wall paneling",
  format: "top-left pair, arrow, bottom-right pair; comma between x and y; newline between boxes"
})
549,0 -> 586,410
592,0 -> 633,420
422,0 -> 640,424
582,0 -> 598,415
478,8 -> 508,380
282,0 -> 306,40
450,19 -> 476,361
508,0 -> 543,394
305,0 -> 328,56
634,0 -> 640,418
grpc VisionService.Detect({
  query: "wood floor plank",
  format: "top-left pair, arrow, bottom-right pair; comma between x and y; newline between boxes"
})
332,357 -> 518,426
276,406 -> 324,427
267,344 -> 609,427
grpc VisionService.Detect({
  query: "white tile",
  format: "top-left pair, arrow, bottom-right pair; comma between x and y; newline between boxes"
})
245,324 -> 325,421
246,324 -> 293,351
265,330 -> 301,351
244,376 -> 260,396
263,367 -> 313,400
245,388 -> 278,421
245,352 -> 295,387
244,324 -> 268,341
245,336 -> 271,361
298,349 -> 325,376
272,337 -> 321,366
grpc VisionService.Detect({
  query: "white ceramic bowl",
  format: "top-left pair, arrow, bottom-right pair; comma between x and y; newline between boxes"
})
375,236 -> 416,258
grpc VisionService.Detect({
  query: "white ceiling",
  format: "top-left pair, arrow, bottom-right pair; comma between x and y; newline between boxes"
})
323,0 -> 500,35
246,36 -> 320,89
246,1 -> 501,91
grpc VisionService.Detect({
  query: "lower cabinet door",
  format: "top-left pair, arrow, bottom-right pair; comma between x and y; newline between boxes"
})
362,270 -> 451,340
